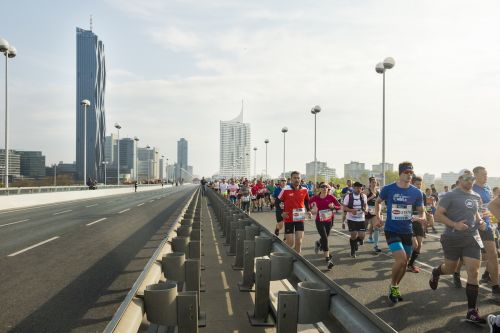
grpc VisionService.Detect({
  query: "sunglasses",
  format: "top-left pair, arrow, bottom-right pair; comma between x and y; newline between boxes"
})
461,176 -> 475,182
320,185 -> 328,189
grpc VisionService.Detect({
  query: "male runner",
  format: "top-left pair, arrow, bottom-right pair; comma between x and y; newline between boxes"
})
374,161 -> 424,304
407,176 -> 427,273
228,179 -> 239,204
429,170 -> 489,323
341,180 -> 354,229
219,179 -> 229,198
343,181 -> 368,258
278,171 -> 311,253
272,178 -> 287,236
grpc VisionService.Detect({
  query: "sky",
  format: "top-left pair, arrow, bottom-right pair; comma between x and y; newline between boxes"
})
1,0 -> 499,178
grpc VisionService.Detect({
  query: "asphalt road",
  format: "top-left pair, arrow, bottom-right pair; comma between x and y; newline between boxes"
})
0,185 -> 195,333
252,210 -> 499,333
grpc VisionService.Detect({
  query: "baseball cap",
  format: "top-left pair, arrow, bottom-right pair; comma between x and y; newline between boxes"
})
458,169 -> 472,179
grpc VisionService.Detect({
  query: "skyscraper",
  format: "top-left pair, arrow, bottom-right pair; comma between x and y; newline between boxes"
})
219,109 -> 251,179
176,138 -> 188,181
76,26 -> 106,182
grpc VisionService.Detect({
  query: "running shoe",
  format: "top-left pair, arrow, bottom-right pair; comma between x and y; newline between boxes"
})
274,228 -> 279,236
466,308 -> 487,324
487,314 -> 500,333
388,286 -> 399,304
481,272 -> 492,284
366,237 -> 374,244
407,265 -> 420,273
325,255 -> 332,263
350,248 -> 356,258
373,246 -> 382,253
453,272 -> 462,288
358,239 -> 364,246
314,240 -> 320,255
395,287 -> 403,301
327,258 -> 334,270
429,267 -> 440,290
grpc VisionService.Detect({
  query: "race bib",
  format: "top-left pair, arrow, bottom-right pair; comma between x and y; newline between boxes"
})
230,191 -> 237,196
473,232 -> 484,249
242,195 -> 250,202
368,205 -> 375,215
251,195 -> 256,200
354,209 -> 364,218
391,204 -> 412,220
319,209 -> 333,222
293,208 -> 306,222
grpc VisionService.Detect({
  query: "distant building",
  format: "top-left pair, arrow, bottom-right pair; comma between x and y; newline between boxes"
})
371,162 -> 394,179
176,138 -> 188,181
46,161 -> 77,179
441,172 -> 460,186
306,161 -> 337,181
104,133 -> 117,163
344,161 -> 369,180
137,147 -> 159,180
219,109 -> 251,179
0,150 -> 21,180
16,151 -> 46,178
423,173 -> 436,185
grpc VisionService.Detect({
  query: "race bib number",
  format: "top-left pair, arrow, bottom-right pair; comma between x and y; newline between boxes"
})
242,195 -> 250,202
251,195 -> 256,200
354,210 -> 364,218
319,209 -> 333,222
474,232 -> 484,249
293,208 -> 306,222
391,204 -> 412,220
230,191 -> 237,196
368,205 -> 375,215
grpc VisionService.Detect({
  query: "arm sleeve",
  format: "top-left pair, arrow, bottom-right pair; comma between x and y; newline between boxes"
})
277,188 -> 285,200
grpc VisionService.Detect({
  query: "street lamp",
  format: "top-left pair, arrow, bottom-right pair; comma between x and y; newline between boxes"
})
52,163 -> 57,186
155,151 -> 159,181
311,105 -> 321,186
375,57 -> 395,186
0,38 -> 16,188
165,158 -> 169,184
253,147 -> 258,178
281,127 -> 288,177
146,145 -> 151,183
80,99 -> 91,185
264,139 -> 269,179
102,161 -> 108,186
161,155 -> 164,181
114,123 -> 121,185
134,136 -> 139,181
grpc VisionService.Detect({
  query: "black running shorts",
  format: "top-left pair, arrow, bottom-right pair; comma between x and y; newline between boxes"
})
440,234 -> 481,261
284,222 -> 305,234
347,220 -> 366,232
412,221 -> 425,237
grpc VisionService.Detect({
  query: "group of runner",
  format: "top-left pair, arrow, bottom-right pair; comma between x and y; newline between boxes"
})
210,161 -> 500,325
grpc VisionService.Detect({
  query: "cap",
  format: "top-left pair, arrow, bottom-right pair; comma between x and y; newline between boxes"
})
353,181 -> 363,187
458,169 -> 472,179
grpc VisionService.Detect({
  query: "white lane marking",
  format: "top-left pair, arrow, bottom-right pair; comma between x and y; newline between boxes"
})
85,204 -> 98,208
0,219 -> 30,228
149,200 -> 154,203
53,210 -> 72,215
8,236 -> 59,257
118,208 -> 130,214
86,218 -> 107,226
137,203 -> 145,207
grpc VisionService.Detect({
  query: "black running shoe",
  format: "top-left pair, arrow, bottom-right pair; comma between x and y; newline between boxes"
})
373,246 -> 382,253
327,258 -> 334,270
466,308 -> 486,324
487,315 -> 500,332
314,240 -> 320,255
358,239 -> 364,246
429,267 -> 440,290
350,248 -> 356,258
274,228 -> 279,236
388,286 -> 399,304
453,273 -> 462,288
481,272 -> 492,284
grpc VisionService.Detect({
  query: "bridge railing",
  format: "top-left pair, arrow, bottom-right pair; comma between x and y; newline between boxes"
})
0,184 -> 162,196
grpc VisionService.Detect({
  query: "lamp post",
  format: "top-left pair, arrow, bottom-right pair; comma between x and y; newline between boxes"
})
264,139 -> 269,179
80,99 -> 91,185
134,136 -> 139,181
311,105 -> 321,186
146,145 -> 151,183
281,127 -> 288,177
375,57 -> 395,186
161,154 -> 164,181
166,158 -> 169,184
253,147 -> 258,178
114,123 -> 121,185
0,38 -> 16,188
102,161 -> 108,186
155,151 -> 159,181
52,163 -> 57,186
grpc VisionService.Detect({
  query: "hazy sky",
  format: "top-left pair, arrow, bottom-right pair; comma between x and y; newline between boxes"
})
1,0 -> 499,178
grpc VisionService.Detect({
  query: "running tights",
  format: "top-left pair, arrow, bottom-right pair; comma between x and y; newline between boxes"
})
315,221 -> 333,252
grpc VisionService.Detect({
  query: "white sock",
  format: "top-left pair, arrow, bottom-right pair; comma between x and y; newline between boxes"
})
495,315 -> 500,326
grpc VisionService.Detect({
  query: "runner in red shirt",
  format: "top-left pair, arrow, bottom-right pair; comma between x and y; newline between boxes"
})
278,171 -> 311,253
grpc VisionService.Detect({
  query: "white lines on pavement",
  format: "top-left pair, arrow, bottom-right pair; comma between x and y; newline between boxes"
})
8,236 -> 59,257
137,203 -> 145,207
118,208 -> 130,214
53,210 -> 72,215
149,200 -> 154,203
86,218 -> 107,226
0,219 -> 30,228
85,204 -> 98,208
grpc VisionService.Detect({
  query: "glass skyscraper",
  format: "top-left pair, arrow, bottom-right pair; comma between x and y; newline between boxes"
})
176,138 -> 188,181
219,111 -> 250,179
76,27 -> 106,182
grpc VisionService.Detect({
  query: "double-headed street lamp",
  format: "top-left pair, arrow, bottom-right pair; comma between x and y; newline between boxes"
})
264,139 -> 269,179
114,123 -> 122,185
281,127 -> 288,177
134,136 -> 139,181
0,37 -> 16,189
102,161 -> 109,186
310,105 -> 321,186
375,57 -> 395,186
80,99 -> 91,185
146,145 -> 151,182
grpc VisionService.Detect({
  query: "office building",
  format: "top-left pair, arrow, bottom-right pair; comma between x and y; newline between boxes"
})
0,150 -> 21,180
104,133 -> 117,163
441,172 -> 460,186
17,151 -> 46,178
176,138 -> 188,181
423,173 -> 436,185
344,161 -> 369,180
219,110 -> 251,179
306,161 -> 337,181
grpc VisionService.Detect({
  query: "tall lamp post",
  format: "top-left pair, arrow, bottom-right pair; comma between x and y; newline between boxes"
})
155,151 -> 159,181
0,38 -> 16,188
52,163 -> 57,186
165,158 -> 169,184
102,161 -> 108,186
114,123 -> 121,185
311,105 -> 321,186
80,99 -> 91,185
264,139 -> 269,179
375,57 -> 395,186
134,136 -> 139,181
253,147 -> 258,178
161,154 -> 164,181
146,145 -> 151,183
281,127 -> 288,177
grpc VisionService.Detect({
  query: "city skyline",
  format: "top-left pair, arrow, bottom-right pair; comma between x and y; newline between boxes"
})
1,1 -> 499,179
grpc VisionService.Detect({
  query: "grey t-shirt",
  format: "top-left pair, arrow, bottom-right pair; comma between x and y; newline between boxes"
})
438,188 -> 481,237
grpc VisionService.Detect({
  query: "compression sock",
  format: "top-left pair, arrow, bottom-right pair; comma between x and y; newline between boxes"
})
408,251 -> 419,267
466,283 -> 479,309
373,228 -> 380,246
349,239 -> 356,251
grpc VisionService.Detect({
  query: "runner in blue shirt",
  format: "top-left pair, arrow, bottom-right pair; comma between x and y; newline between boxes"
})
272,178 -> 287,237
374,161 -> 424,304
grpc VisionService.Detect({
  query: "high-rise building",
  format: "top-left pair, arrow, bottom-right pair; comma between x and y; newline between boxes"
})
137,147 -> 158,180
306,161 -> 337,181
344,161 -> 368,180
423,173 -> 436,185
176,138 -> 188,181
76,26 -> 106,182
441,172 -> 459,187
104,133 -> 117,163
111,138 -> 136,178
0,150 -> 21,180
219,110 -> 251,179
17,151 -> 46,178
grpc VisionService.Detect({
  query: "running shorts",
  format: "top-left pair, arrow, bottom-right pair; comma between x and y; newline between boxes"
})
440,234 -> 481,260
347,220 -> 366,232
284,222 -> 304,234
412,221 -> 425,237
385,231 -> 413,256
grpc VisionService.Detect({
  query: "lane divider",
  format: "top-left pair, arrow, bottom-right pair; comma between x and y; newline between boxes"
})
53,210 -> 72,215
85,204 -> 98,208
137,203 -> 145,207
86,218 -> 107,226
0,219 -> 30,228
8,236 -> 60,257
118,208 -> 131,214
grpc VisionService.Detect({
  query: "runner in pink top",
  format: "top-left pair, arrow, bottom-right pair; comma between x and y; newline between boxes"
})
310,182 -> 341,269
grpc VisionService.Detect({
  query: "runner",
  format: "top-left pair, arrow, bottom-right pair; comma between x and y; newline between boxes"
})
365,177 -> 382,253
239,180 -> 251,214
219,179 -> 229,198
424,187 -> 438,233
278,171 -> 311,253
343,181 -> 368,258
272,178 -> 287,236
374,161 -> 424,304
407,176 -> 427,273
429,169 -> 489,323
341,180 -> 354,229
228,179 -> 239,205
266,180 -> 276,210
255,179 -> 267,212
310,182 -> 341,269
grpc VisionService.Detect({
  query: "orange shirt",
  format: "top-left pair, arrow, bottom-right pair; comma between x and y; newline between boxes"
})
278,185 -> 310,223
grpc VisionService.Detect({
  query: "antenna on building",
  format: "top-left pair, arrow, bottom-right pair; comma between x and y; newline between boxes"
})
90,15 -> 93,31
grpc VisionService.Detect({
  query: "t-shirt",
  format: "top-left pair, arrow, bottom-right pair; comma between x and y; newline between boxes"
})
228,184 -> 239,196
267,184 -> 276,194
439,188 -> 482,237
412,192 -> 427,216
379,183 -> 423,234
473,183 -> 493,229
343,193 -> 367,222
219,183 -> 229,194
273,186 -> 283,211
278,185 -> 310,223
310,194 -> 341,222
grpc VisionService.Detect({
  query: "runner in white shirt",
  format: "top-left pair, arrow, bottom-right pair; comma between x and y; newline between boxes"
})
342,181 -> 368,258
219,179 -> 229,198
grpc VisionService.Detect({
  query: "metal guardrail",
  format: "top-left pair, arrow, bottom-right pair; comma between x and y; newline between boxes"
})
0,184 -> 164,196
207,189 -> 397,333
103,187 -> 200,333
